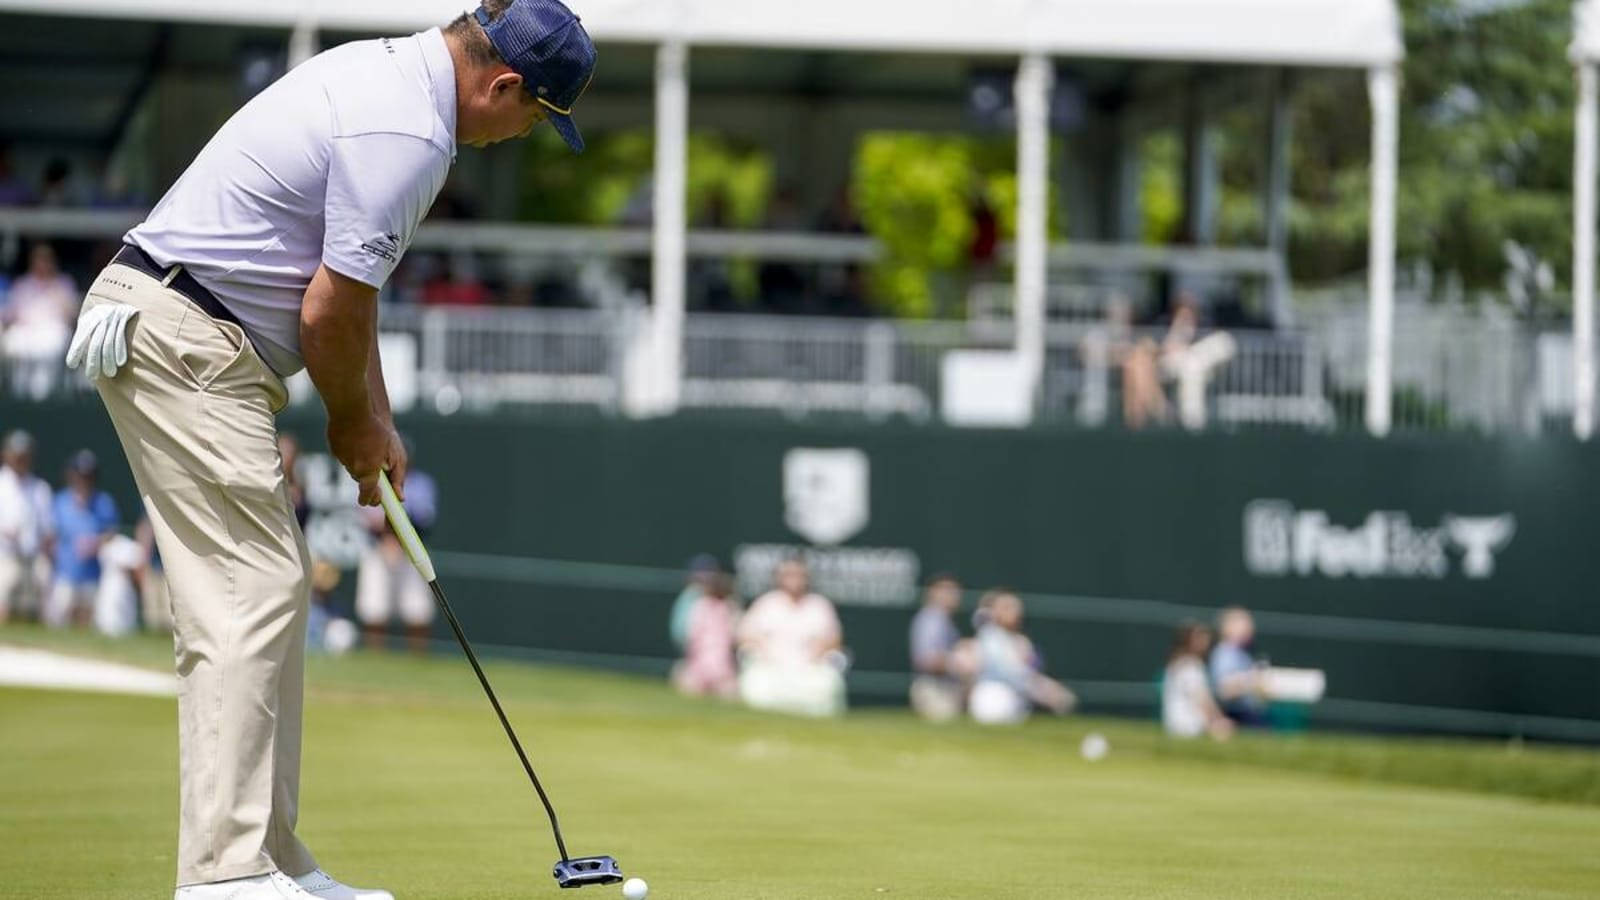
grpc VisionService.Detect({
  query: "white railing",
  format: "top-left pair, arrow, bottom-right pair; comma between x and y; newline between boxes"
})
0,206 -> 1556,433
346,307 -> 1348,430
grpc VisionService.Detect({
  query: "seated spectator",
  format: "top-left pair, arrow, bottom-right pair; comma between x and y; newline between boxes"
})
1159,292 -> 1236,431
355,453 -> 439,654
1162,621 -> 1234,741
38,157 -> 77,207
673,572 -> 740,699
1210,605 -> 1267,726
46,451 -> 119,628
422,252 -> 492,305
0,143 -> 34,205
4,243 -> 78,399
969,590 -> 1074,725
94,530 -> 146,637
909,574 -> 966,722
0,430 -> 54,623
737,558 -> 846,717
668,553 -> 721,651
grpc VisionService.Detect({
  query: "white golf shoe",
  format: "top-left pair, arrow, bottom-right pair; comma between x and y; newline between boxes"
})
292,869 -> 395,900
173,871 -> 316,899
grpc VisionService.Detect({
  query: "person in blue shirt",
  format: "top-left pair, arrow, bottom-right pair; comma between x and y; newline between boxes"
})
1209,605 -> 1267,725
47,450 -> 119,628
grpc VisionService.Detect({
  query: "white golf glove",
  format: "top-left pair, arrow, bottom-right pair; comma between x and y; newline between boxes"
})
65,302 -> 139,381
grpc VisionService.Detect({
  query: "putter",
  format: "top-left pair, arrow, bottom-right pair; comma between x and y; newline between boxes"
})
378,472 -> 623,889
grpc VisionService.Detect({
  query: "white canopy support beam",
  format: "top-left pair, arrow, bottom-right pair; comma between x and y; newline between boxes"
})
1264,69 -> 1293,327
1574,62 -> 1598,439
288,10 -> 317,67
1013,52 -> 1053,414
1364,64 -> 1399,437
649,39 -> 688,416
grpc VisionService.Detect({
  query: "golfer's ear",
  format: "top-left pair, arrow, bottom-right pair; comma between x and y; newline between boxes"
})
491,72 -> 523,99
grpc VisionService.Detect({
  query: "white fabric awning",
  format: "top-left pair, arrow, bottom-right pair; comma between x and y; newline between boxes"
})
5,0 -> 1402,68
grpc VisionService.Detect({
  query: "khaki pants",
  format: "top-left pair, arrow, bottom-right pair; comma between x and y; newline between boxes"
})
82,262 -> 318,886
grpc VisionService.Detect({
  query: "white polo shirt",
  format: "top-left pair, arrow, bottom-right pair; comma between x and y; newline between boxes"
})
127,29 -> 457,376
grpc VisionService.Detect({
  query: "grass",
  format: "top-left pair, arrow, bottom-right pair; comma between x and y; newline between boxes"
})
3,627 -> 1600,899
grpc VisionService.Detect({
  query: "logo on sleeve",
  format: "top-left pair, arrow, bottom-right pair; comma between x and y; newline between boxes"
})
360,232 -> 402,263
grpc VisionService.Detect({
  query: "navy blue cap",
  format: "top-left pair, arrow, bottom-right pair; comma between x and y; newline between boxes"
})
474,0 -> 596,153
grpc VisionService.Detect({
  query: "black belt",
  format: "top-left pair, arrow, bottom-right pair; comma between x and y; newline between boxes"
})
113,244 -> 242,329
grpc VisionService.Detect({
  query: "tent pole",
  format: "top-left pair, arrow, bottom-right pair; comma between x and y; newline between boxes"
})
1575,62 -> 1598,439
1265,69 -> 1293,328
1364,64 -> 1399,437
1014,52 -> 1053,418
650,40 -> 688,416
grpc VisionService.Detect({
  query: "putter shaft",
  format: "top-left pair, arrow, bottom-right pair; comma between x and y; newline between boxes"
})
426,578 -> 572,862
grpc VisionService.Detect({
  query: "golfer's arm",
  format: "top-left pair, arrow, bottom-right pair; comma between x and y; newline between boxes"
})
301,264 -> 378,421
366,312 -> 393,422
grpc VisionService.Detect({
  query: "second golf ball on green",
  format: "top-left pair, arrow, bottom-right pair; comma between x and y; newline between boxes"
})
622,877 -> 648,899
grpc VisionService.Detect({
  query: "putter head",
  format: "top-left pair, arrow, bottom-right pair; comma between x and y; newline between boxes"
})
552,856 -> 624,888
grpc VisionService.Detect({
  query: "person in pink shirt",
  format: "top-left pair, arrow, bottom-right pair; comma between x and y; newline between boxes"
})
673,572 -> 740,699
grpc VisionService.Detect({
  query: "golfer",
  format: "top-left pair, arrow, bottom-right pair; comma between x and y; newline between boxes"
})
63,2 -> 595,898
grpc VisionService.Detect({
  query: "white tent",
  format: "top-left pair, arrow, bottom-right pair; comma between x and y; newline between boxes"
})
7,0 -> 1405,427
1573,0 -> 1600,437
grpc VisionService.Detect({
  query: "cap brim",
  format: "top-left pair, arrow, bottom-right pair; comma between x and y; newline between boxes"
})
548,111 -> 585,154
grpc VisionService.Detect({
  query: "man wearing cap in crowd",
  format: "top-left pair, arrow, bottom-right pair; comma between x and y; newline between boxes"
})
0,430 -> 55,623
60,2 -> 596,898
46,450 -> 120,628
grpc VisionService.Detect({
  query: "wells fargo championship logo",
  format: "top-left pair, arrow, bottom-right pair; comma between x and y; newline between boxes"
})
734,448 -> 919,607
1243,499 -> 1516,580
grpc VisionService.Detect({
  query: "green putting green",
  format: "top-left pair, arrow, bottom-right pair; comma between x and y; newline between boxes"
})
3,628 -> 1598,899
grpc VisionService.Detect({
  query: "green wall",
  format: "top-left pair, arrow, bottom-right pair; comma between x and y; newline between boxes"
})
7,400 -> 1598,741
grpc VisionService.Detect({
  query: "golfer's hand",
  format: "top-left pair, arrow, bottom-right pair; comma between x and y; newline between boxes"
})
328,413 -> 406,506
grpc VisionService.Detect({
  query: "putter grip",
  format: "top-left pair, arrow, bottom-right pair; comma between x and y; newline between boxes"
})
378,471 -> 436,583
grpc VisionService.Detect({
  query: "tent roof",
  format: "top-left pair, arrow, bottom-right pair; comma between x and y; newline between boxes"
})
3,0 -> 1402,68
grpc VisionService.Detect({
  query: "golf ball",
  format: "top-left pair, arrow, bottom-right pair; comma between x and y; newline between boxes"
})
622,877 -> 649,899
1080,732 -> 1109,761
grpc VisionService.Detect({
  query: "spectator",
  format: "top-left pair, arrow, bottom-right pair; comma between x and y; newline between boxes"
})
422,252 -> 492,305
1162,621 -> 1234,741
668,553 -> 721,650
38,157 -> 76,207
278,432 -> 310,527
0,430 -> 54,623
1210,605 -> 1267,726
673,571 -> 740,699
0,144 -> 34,206
4,242 -> 78,400
94,529 -> 146,637
969,590 -> 1075,724
308,560 -> 349,654
1160,292 -> 1237,431
46,450 -> 119,628
354,454 -> 439,653
909,573 -> 966,722
737,558 -> 847,717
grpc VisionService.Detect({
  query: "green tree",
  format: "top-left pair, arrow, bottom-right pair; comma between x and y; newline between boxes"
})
1216,0 -> 1575,305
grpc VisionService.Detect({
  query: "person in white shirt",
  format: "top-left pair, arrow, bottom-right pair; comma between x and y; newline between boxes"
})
60,2 -> 596,898
1162,621 -> 1234,741
737,558 -> 847,717
3,243 -> 77,399
0,430 -> 54,622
